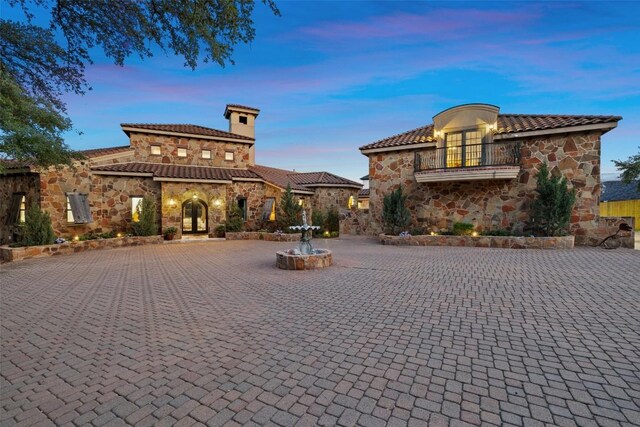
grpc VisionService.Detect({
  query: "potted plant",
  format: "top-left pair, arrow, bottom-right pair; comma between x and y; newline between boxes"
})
163,226 -> 178,241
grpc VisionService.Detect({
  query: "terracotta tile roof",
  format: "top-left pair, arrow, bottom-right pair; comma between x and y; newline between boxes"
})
120,123 -> 254,141
226,104 -> 260,112
248,165 -> 314,192
92,162 -> 259,181
249,165 -> 362,192
80,145 -> 132,158
360,114 -> 621,151
359,188 -> 370,198
601,180 -> 640,202
497,114 -> 622,134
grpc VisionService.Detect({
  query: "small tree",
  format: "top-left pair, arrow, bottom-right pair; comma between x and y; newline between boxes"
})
20,206 -> 55,246
312,209 -> 325,236
613,148 -> 640,191
325,206 -> 340,233
531,163 -> 576,237
132,196 -> 158,236
225,201 -> 244,232
277,184 -> 301,231
382,186 -> 411,235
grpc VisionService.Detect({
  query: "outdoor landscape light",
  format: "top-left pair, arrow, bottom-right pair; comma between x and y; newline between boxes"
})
116,233 -> 122,238
472,231 -> 479,237
73,235 -> 79,241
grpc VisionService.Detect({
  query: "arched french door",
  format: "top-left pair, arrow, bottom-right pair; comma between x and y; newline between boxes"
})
182,199 -> 208,234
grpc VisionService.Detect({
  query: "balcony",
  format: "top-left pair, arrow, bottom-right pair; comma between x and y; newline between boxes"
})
414,142 -> 521,183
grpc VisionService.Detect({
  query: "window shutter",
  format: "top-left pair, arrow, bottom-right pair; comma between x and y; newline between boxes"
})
262,199 -> 274,221
80,193 -> 93,223
6,193 -> 23,225
67,193 -> 93,224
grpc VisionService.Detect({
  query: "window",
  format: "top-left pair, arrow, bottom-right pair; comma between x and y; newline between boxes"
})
239,116 -> 248,124
347,195 -> 355,209
6,193 -> 26,225
445,129 -> 484,168
262,198 -> 276,221
201,149 -> 211,159
66,193 -> 92,224
225,151 -> 234,161
150,145 -> 161,155
177,148 -> 187,157
237,198 -> 247,221
131,197 -> 143,222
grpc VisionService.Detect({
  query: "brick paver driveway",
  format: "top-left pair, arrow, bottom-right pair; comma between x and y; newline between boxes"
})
1,237 -> 639,427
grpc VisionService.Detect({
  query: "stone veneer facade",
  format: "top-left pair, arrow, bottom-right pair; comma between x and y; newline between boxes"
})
360,104 -> 628,246
1,105 -> 361,244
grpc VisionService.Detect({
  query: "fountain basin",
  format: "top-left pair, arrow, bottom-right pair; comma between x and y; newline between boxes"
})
276,249 -> 333,270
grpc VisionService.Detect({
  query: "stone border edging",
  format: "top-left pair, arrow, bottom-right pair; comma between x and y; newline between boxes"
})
224,232 -> 301,242
379,234 -> 574,249
1,236 -> 163,262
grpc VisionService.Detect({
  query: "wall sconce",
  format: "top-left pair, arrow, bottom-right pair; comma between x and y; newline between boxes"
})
298,199 -> 304,207
192,193 -> 198,200
212,197 -> 223,209
168,197 -> 177,208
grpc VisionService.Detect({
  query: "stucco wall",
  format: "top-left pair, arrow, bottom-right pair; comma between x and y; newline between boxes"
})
0,173 -> 40,245
367,131 -> 605,241
129,132 -> 252,168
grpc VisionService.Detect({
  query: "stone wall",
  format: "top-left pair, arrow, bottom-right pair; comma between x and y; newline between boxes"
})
576,216 -> 635,248
0,173 -> 40,245
129,132 -> 252,168
1,235 -> 163,263
38,161 -> 161,238
310,187 -> 360,213
367,130 -> 608,244
339,208 -> 371,235
379,234 -> 575,249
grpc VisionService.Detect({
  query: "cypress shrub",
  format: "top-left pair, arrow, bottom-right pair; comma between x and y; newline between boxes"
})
20,206 -> 55,246
531,163 -> 576,236
382,186 -> 411,235
132,195 -> 158,236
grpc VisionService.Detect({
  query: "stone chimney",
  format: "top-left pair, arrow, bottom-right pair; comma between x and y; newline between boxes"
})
224,104 -> 260,165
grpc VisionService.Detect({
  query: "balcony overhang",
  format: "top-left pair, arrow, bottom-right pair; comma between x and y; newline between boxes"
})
415,166 -> 520,183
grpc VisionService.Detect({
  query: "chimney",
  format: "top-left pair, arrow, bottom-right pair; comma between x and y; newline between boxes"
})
224,104 -> 260,166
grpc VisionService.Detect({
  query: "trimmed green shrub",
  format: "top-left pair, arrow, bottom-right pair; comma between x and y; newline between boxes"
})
214,224 -> 226,237
132,195 -> 158,236
452,222 -> 474,236
382,186 -> 411,235
20,206 -> 55,246
312,209 -> 325,237
325,206 -> 339,233
225,202 -> 244,232
531,163 -> 576,236
277,184 -> 301,231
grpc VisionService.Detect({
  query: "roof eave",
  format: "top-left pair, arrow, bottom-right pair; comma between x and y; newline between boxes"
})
493,121 -> 620,140
360,142 -> 437,155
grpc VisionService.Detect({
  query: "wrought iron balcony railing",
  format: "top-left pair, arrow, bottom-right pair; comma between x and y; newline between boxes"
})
414,142 -> 520,172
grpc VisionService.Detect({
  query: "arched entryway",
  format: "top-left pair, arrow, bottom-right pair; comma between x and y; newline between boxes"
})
182,199 -> 208,234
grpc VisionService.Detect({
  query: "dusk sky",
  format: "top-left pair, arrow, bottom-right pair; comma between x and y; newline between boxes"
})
7,1 -> 640,183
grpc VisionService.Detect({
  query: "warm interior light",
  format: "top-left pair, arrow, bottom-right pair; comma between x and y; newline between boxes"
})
298,199 -> 303,206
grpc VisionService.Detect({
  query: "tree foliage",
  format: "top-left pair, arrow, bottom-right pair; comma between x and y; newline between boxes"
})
531,163 -> 576,237
19,205 -> 55,246
132,196 -> 158,236
1,0 -> 280,169
325,206 -> 340,233
277,184 -> 301,231
613,148 -> 640,191
382,186 -> 411,235
225,201 -> 244,232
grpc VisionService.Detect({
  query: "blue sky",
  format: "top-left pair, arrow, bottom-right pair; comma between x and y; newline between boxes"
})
7,1 -> 640,182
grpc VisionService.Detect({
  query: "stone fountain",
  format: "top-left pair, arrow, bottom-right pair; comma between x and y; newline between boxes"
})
276,211 -> 333,270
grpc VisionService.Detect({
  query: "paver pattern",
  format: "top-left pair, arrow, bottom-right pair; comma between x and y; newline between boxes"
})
1,237 -> 639,427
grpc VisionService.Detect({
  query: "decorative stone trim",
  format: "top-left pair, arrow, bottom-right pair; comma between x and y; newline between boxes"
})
224,231 -> 301,242
379,234 -> 574,249
1,236 -> 163,263
276,250 -> 333,270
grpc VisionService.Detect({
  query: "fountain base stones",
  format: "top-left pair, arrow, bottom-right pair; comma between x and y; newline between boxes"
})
276,248 -> 333,270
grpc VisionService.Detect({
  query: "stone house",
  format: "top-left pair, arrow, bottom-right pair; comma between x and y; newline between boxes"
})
1,104 -> 361,243
358,103 -> 624,244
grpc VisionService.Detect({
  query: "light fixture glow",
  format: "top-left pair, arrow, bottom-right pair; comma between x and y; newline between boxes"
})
73,235 -> 79,241
117,233 -> 122,238
472,231 -> 478,237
